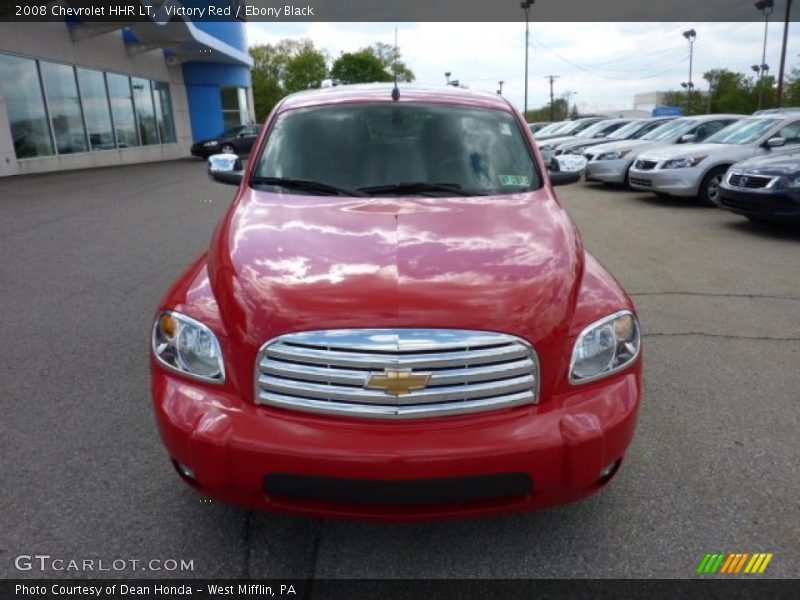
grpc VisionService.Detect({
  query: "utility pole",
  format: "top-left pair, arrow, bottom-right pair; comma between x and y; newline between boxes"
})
755,0 -> 775,110
544,75 -> 560,121
682,29 -> 696,114
521,1 -> 534,116
777,0 -> 793,106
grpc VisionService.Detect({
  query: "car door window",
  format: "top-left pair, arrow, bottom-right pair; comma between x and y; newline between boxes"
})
692,120 -> 735,142
778,121 -> 800,144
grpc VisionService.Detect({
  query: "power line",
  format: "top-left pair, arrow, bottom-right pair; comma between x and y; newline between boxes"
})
533,41 -> 689,81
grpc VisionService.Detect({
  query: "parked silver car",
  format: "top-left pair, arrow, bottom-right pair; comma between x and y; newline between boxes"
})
584,114 -> 741,186
628,114 -> 800,205
535,117 -> 604,141
554,117 -> 676,158
538,118 -> 632,162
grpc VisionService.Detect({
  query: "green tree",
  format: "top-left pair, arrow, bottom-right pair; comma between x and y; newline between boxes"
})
248,39 -> 328,121
783,66 -> 800,107
284,48 -> 328,94
524,98 -> 568,122
369,42 -> 415,82
703,69 -> 756,114
331,50 -> 394,84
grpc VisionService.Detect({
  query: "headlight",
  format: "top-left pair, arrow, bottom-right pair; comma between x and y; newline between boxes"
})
152,311 -> 225,383
596,149 -> 630,161
203,140 -> 219,147
776,175 -> 800,189
662,156 -> 706,169
570,311 -> 640,384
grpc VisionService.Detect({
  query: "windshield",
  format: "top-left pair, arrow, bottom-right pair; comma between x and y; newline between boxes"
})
254,102 -> 540,196
576,120 -> 614,138
537,121 -> 570,135
704,118 -> 781,145
607,120 -> 650,140
641,118 -> 695,141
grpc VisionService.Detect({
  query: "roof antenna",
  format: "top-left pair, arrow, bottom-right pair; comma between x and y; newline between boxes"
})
391,27 -> 400,101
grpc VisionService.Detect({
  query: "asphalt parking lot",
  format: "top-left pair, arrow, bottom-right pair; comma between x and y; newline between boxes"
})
1,160 -> 798,579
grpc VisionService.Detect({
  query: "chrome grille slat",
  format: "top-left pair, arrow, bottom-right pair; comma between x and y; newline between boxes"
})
259,357 -> 534,387
258,374 -> 536,405
263,343 -> 529,370
255,329 -> 539,419
259,390 -> 536,419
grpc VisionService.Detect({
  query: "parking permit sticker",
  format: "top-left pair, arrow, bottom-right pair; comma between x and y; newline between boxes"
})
499,123 -> 512,136
499,174 -> 530,186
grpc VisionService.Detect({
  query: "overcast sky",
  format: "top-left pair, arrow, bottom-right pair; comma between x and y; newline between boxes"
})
246,22 -> 800,113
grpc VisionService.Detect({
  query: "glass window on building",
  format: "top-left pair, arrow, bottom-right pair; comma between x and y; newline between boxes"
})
132,77 -> 159,145
0,53 -> 54,158
76,68 -> 115,150
221,86 -> 250,131
152,81 -> 176,144
40,61 -> 88,155
106,73 -> 139,148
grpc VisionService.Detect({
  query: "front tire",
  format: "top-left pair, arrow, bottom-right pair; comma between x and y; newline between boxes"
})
699,167 -> 728,207
220,143 -> 236,155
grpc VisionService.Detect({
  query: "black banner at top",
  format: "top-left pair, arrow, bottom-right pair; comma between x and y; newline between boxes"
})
1,0 -> 799,23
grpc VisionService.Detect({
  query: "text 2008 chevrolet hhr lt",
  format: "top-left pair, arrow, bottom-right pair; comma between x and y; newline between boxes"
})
150,84 -> 642,520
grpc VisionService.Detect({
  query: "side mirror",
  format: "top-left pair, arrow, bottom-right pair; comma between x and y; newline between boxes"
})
678,134 -> 696,143
208,153 -> 244,186
766,136 -> 787,148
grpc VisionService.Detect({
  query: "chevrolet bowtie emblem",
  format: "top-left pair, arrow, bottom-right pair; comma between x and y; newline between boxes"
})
366,369 -> 432,396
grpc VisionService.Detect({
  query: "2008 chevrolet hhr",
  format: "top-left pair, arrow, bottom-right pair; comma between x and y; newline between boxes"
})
151,84 -> 643,520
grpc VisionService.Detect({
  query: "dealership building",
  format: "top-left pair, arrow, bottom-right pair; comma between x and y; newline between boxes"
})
0,7 -> 253,177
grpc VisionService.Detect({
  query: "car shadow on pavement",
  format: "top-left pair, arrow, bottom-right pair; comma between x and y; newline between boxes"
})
723,219 -> 800,242
631,194 -> 709,210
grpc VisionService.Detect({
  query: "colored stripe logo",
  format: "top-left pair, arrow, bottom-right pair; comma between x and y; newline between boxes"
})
696,552 -> 773,574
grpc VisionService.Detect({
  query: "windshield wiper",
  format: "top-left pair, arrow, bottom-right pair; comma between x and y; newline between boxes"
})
358,182 -> 486,197
251,176 -> 367,197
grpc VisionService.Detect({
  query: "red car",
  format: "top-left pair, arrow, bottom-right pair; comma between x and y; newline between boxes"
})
151,84 -> 642,520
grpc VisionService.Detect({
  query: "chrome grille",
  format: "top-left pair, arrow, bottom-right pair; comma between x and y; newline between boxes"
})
727,172 -> 774,189
255,329 -> 539,419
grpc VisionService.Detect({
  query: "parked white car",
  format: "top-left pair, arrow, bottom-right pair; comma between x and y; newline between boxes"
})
584,114 -> 741,186
628,114 -> 800,205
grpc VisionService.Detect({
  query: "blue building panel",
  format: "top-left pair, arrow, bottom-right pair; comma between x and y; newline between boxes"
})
186,84 -> 226,142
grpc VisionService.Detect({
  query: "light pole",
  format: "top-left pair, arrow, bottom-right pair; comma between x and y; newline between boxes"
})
755,0 -> 775,109
776,0 -> 793,106
444,72 -> 451,85
752,63 -> 770,109
497,81 -> 505,96
682,29 -> 696,114
521,1 -> 534,116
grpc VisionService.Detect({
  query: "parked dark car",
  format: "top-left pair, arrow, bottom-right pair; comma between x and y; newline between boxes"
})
191,124 -> 263,158
719,153 -> 800,223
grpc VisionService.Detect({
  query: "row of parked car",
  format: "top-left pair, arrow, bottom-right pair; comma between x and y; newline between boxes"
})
530,111 -> 800,224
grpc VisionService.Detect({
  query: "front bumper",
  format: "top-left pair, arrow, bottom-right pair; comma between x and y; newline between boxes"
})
152,365 -> 643,520
719,185 -> 800,220
628,167 -> 701,196
190,144 -> 215,158
584,159 -> 629,183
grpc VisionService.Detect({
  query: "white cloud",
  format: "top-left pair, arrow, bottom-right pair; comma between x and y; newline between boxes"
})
246,22 -> 800,113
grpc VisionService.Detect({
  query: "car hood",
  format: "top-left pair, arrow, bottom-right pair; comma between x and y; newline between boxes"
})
731,151 -> 800,175
636,142 -> 750,162
537,135 -> 578,148
588,138 -> 654,155
558,138 -> 611,152
208,189 -> 583,356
